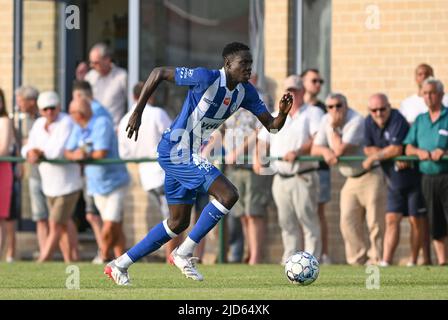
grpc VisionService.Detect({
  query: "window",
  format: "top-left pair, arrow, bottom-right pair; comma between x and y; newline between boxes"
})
139,0 -> 250,115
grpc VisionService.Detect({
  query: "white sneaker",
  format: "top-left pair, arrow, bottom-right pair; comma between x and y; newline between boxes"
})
406,261 -> 416,267
378,260 -> 390,267
92,252 -> 104,265
104,260 -> 131,286
6,257 -> 14,263
169,248 -> 204,281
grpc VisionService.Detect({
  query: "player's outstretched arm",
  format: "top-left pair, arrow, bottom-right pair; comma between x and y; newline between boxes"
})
256,92 -> 293,133
126,67 -> 175,141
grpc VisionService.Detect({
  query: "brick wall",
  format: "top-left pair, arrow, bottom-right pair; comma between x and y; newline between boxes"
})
332,0 -> 448,114
264,0 -> 295,104
22,0 -> 58,91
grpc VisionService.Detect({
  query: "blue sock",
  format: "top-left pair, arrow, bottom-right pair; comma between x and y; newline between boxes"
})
127,220 -> 177,262
189,199 -> 230,243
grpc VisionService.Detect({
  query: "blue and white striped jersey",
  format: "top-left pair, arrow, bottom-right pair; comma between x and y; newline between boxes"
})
159,67 -> 268,155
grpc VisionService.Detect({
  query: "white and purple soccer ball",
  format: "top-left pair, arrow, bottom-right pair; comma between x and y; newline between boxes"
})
284,251 -> 320,286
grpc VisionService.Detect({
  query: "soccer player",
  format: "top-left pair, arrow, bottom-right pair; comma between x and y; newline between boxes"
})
104,42 -> 293,285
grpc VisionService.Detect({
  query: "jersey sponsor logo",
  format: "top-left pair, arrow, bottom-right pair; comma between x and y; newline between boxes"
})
179,67 -> 195,79
200,117 -> 223,131
203,97 -> 219,107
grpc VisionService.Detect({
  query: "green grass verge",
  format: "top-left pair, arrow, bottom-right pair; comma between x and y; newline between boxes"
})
0,262 -> 447,300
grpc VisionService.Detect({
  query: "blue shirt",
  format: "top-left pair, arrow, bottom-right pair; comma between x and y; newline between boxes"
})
158,67 -> 268,157
91,99 -> 113,121
65,115 -> 130,195
364,109 -> 420,189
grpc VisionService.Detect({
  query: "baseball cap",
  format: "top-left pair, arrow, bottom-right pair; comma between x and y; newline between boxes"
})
37,91 -> 60,109
284,75 -> 303,91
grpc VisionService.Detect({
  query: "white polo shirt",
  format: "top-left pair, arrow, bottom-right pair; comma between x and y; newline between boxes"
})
21,113 -> 83,197
258,104 -> 324,175
313,108 -> 365,178
118,103 -> 172,191
85,64 -> 128,130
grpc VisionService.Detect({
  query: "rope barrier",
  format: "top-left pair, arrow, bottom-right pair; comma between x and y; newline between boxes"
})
2,155 -> 447,164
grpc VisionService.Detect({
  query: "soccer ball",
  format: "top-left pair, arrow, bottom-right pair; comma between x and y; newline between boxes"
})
284,251 -> 320,285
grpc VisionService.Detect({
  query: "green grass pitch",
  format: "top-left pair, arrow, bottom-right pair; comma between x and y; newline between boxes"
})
0,262 -> 447,300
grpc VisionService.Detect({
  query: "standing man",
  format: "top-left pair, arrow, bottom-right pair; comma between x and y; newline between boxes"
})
301,68 -> 332,264
257,75 -> 323,264
311,93 -> 386,265
85,43 -> 127,130
399,63 -> 443,265
104,42 -> 293,285
22,91 -> 83,262
15,86 -> 49,257
65,98 -> 130,262
363,93 -> 426,266
404,78 -> 448,266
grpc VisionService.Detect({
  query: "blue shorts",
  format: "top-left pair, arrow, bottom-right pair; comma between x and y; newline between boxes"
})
387,185 -> 427,217
157,142 -> 222,205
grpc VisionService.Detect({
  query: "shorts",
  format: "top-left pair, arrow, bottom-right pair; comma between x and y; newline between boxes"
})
318,169 -> 331,204
226,167 -> 270,217
158,150 -> 222,205
29,177 -> 49,221
387,184 -> 427,217
46,190 -> 81,224
93,184 -> 128,223
421,174 -> 448,240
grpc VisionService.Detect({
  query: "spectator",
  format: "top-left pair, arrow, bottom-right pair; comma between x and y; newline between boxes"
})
72,80 -> 113,263
5,124 -> 21,263
22,91 -> 83,262
400,63 -> 448,124
0,88 -> 14,260
15,85 -> 50,257
85,43 -> 127,130
118,82 -> 175,262
404,78 -> 448,265
363,93 -> 427,266
222,109 -> 269,264
301,68 -> 332,264
257,75 -> 323,264
399,63 -> 441,265
311,93 -> 386,266
65,97 -> 130,262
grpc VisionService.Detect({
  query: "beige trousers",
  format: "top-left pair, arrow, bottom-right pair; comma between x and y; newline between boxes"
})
272,172 -> 321,264
340,168 -> 386,265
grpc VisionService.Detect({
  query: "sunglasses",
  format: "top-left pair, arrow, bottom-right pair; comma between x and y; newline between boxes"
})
312,79 -> 324,85
327,103 -> 343,110
369,107 -> 387,113
42,106 -> 57,112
